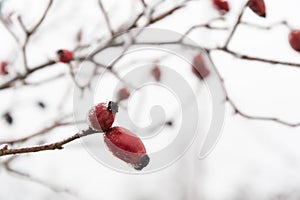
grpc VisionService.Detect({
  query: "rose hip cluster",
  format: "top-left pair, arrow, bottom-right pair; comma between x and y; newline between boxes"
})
87,101 -> 149,170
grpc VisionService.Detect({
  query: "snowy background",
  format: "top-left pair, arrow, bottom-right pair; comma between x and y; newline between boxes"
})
1,0 -> 300,199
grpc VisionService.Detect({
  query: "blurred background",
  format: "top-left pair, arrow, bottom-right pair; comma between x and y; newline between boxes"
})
1,0 -> 300,199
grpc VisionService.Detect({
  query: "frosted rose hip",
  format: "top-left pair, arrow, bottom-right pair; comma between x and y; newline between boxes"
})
87,101 -> 118,131
104,126 -> 150,170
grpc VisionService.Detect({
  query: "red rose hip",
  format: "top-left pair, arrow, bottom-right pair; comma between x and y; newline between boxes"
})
0,61 -> 9,75
248,0 -> 266,18
289,30 -> 300,52
192,53 -> 210,79
87,101 -> 118,131
56,49 -> 74,63
104,126 -> 150,170
118,87 -> 130,101
152,65 -> 161,82
212,0 -> 230,13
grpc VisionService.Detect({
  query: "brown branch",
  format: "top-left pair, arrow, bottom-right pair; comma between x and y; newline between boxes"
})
206,51 -> 300,128
224,2 -> 248,48
180,17 -> 227,41
0,128 -> 97,157
98,0 -> 114,36
0,60 -> 57,90
0,121 -> 75,145
28,0 -> 53,34
23,73 -> 66,86
3,162 -> 75,195
148,4 -> 186,25
140,0 -> 147,7
216,47 -> 300,68
16,0 -> 53,71
241,20 -> 292,31
0,12 -> 20,44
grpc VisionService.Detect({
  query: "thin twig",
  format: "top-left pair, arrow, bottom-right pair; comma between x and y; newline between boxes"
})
98,0 -> 114,36
0,121 -> 76,145
224,1 -> 248,48
0,128 -> 97,157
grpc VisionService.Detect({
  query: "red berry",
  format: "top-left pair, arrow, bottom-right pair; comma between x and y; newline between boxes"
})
212,0 -> 230,13
192,53 -> 210,79
152,65 -> 161,82
104,126 -> 149,170
56,49 -> 74,63
289,30 -> 300,52
87,101 -> 118,132
118,87 -> 130,101
0,61 -> 9,75
248,0 -> 266,18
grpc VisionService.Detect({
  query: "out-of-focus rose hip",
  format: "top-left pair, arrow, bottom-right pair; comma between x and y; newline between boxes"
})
0,61 -> 9,75
104,126 -> 150,170
118,87 -> 130,101
212,0 -> 230,13
248,0 -> 266,18
289,30 -> 300,52
192,53 -> 210,80
87,101 -> 118,132
152,65 -> 161,82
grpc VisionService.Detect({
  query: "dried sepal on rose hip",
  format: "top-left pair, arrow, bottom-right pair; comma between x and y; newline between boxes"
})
56,49 -> 74,63
0,61 -> 9,75
212,0 -> 230,14
248,0 -> 266,18
192,53 -> 210,80
87,101 -> 118,132
118,87 -> 130,101
289,30 -> 300,52
104,126 -> 150,170
152,65 -> 161,82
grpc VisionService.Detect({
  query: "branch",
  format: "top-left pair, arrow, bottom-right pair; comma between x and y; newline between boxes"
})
16,0 -> 53,71
206,51 -> 300,128
216,47 -> 300,69
1,158 -> 76,195
180,17 -> 227,41
241,20 -> 292,31
0,128 -> 97,157
0,12 -> 20,44
148,4 -> 186,25
224,2 -> 248,48
0,121 -> 75,145
98,0 -> 114,36
0,60 -> 57,90
28,0 -> 53,34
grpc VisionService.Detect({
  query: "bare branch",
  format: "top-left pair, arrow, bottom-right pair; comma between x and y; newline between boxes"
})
0,121 -> 76,145
224,2 -> 248,48
206,51 -> 300,128
16,0 -> 53,71
241,20 -> 292,31
0,13 -> 20,44
28,0 -> 53,34
3,163 -> 75,195
0,128 -> 97,157
180,17 -> 227,41
216,47 -> 300,69
98,0 -> 114,36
